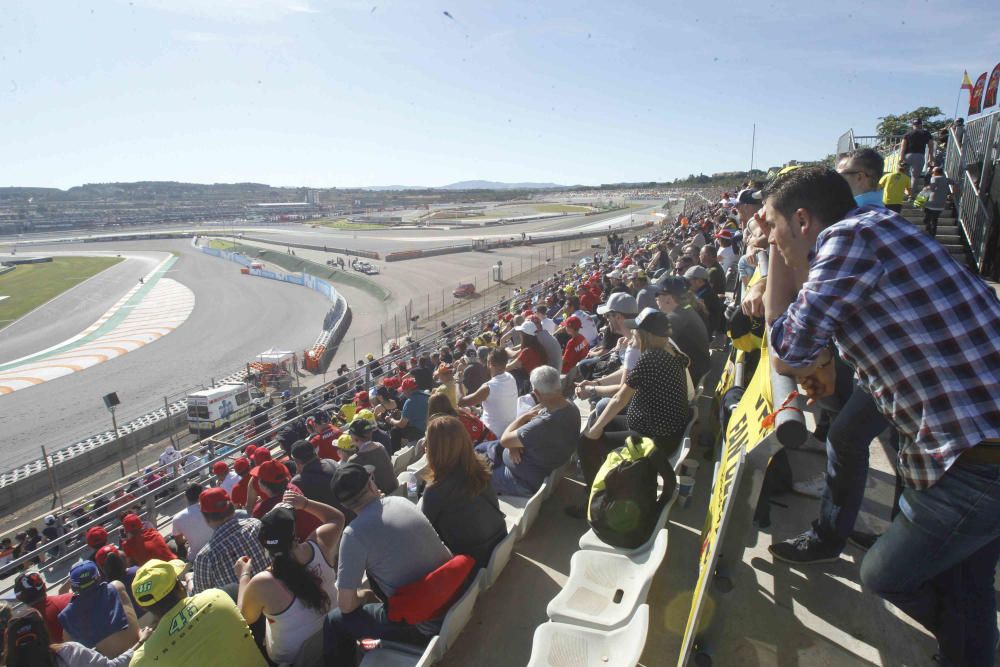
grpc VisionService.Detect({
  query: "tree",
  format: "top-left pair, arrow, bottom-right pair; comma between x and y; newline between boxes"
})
876,106 -> 947,141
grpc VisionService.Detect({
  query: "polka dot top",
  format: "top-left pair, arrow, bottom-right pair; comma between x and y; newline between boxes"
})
625,347 -> 691,438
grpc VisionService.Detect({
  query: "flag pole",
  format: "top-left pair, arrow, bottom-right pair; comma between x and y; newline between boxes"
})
953,89 -> 962,120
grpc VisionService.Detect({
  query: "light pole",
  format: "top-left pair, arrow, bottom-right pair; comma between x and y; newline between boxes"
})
103,392 -> 126,477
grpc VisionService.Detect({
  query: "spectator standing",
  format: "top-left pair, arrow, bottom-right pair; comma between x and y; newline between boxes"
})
899,118 -> 934,192
763,166 -> 1000,667
192,488 -> 270,593
922,166 -> 957,238
236,497 -> 344,665
458,349 -> 518,439
324,464 -> 454,667
250,461 -> 321,541
699,246 -> 727,295
14,572 -> 72,642
120,514 -> 176,567
229,457 -> 253,509
654,276 -> 711,383
535,322 -> 565,372
420,416 -> 508,566
476,366 -> 581,497
57,561 -> 139,658
878,162 -> 911,212
4,609 -> 148,667
171,484 -> 213,562
129,559 -> 267,667
388,378 -> 429,453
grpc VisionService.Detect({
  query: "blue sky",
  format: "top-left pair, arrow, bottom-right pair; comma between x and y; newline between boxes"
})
1,0 -> 998,189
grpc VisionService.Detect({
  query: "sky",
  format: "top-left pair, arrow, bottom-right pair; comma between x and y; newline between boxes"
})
1,0 -> 998,189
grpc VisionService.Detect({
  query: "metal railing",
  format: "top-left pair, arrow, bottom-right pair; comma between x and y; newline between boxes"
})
959,174 -> 993,273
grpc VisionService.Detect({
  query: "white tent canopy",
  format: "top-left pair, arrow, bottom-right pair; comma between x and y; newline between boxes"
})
256,348 -> 294,365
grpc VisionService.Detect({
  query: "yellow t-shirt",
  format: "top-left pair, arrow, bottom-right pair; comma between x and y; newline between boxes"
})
130,589 -> 267,667
879,172 -> 911,205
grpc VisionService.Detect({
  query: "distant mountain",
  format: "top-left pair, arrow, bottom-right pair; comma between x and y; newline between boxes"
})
360,184 -> 432,191
438,180 -> 567,191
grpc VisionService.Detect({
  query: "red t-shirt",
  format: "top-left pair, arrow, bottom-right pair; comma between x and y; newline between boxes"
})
121,528 -> 177,566
231,475 -> 250,507
457,409 -> 487,444
311,425 -> 342,462
37,593 -> 72,642
251,483 -> 322,541
562,334 -> 591,373
517,347 -> 543,373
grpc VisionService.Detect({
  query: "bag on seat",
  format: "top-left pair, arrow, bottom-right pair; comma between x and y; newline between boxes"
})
587,436 -> 676,549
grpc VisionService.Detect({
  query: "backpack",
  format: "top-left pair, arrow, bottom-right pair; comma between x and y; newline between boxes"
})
588,436 -> 677,549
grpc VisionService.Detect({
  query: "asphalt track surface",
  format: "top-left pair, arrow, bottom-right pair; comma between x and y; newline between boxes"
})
0,203 -> 665,468
0,238 -> 333,468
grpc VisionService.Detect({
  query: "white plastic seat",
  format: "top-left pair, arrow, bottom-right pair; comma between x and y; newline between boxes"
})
516,483 -> 547,539
527,605 -> 649,667
668,406 -> 699,471
546,530 -> 668,630
497,494 -> 529,535
481,529 -> 518,591
392,446 -> 415,474
577,488 -> 678,555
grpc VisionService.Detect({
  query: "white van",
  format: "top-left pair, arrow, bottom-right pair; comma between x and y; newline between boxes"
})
186,383 -> 268,435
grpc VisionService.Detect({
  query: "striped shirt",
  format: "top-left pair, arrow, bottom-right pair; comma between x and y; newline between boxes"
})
192,516 -> 270,593
770,206 -> 1000,489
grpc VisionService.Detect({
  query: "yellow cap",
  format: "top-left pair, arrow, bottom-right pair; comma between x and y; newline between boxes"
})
356,408 -> 375,423
132,559 -> 187,607
339,403 -> 357,422
366,353 -> 374,360
336,433 -> 357,451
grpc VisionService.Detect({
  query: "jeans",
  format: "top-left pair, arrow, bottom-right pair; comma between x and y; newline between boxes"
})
886,203 -> 902,213
389,424 -> 423,454
324,602 -> 431,667
924,208 -> 944,238
474,441 -> 535,496
812,373 -> 891,550
860,461 -> 1000,667
905,152 -> 926,191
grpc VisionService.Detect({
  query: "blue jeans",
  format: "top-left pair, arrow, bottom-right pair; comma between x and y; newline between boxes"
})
812,384 -> 891,549
475,441 -> 534,496
860,461 -> 1000,667
324,602 -> 431,667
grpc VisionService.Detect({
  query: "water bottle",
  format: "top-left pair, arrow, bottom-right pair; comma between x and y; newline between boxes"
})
406,476 -> 418,501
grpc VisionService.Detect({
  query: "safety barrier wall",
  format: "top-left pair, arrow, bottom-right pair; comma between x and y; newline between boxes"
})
239,234 -> 380,260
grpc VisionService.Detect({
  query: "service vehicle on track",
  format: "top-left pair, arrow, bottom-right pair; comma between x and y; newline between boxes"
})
453,283 -> 476,298
186,383 -> 269,435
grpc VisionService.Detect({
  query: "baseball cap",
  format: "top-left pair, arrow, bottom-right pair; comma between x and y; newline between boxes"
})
366,353 -> 375,360
336,433 -> 357,452
94,544 -> 120,570
382,376 -> 401,390
329,462 -> 375,503
514,320 -> 539,336
69,560 -> 101,592
736,189 -> 762,206
291,440 -> 316,461
122,514 -> 144,533
86,526 -> 108,549
131,559 -> 187,607
684,265 -> 710,282
433,363 -> 453,377
401,377 -> 418,392
596,292 -> 639,316
259,505 -> 296,557
356,408 -> 376,423
606,269 -> 624,280
14,572 -> 47,604
715,229 -> 735,240
354,391 -> 370,406
199,487 -> 232,514
233,457 -> 252,475
211,461 -> 229,475
563,315 -> 582,330
44,515 -> 55,526
252,449 -> 272,466
655,275 -> 689,298
244,444 -> 258,457
348,418 -> 375,437
257,461 -> 291,485
626,307 -> 672,337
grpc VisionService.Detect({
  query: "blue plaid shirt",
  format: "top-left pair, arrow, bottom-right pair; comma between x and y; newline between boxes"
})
771,206 -> 1000,489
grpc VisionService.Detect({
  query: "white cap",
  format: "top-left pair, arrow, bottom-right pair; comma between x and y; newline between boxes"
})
514,320 -> 539,336
44,515 -> 55,525
606,269 -> 623,280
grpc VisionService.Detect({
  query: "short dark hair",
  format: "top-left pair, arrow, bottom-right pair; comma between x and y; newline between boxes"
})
762,166 -> 855,228
488,348 -> 509,367
185,484 -> 203,505
845,148 -> 884,179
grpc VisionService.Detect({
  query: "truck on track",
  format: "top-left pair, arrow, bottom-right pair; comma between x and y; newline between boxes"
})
186,383 -> 269,435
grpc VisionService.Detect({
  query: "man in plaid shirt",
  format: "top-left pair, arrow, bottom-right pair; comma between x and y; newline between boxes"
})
191,487 -> 270,593
762,166 -> 1000,666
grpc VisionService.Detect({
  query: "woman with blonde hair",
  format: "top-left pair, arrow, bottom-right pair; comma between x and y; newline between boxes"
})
419,415 -> 507,566
578,307 -> 691,489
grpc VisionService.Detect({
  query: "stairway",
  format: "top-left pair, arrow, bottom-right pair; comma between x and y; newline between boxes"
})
898,205 -> 971,267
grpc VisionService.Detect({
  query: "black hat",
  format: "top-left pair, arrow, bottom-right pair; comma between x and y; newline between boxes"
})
348,418 -> 375,437
626,307 -> 671,337
290,439 -> 316,462
655,275 -> 688,298
329,463 -> 375,503
736,188 -> 762,206
259,505 -> 296,557
14,572 -> 47,604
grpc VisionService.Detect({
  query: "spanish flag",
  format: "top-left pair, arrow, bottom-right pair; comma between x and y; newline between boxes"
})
961,70 -> 974,92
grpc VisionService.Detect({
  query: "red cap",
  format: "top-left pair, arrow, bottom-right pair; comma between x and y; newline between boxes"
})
564,315 -> 582,330
257,460 -> 291,485
122,514 -> 143,533
199,487 -> 232,514
244,445 -> 258,457
382,376 -> 401,390
233,457 -> 251,475
94,544 -> 120,569
401,377 -> 418,392
715,229 -> 734,240
252,449 -> 272,466
409,356 -> 418,365
86,526 -> 108,548
211,461 -> 229,475
503,313 -> 513,322
355,391 -> 370,406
